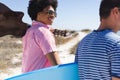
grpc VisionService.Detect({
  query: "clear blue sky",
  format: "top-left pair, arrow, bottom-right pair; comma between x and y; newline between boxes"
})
0,0 -> 101,30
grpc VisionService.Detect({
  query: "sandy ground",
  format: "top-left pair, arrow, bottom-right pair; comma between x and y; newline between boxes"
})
58,32 -> 87,63
1,31 -> 87,80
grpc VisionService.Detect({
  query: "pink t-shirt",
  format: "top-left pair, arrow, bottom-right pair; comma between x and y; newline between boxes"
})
22,21 -> 56,73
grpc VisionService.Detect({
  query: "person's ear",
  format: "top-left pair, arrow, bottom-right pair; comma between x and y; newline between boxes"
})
111,7 -> 120,15
36,12 -> 43,21
37,12 -> 42,16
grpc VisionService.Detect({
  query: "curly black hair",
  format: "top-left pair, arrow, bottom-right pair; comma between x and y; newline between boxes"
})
28,0 -> 58,20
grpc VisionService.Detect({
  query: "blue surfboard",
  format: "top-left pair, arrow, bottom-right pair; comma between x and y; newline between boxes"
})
5,62 -> 79,80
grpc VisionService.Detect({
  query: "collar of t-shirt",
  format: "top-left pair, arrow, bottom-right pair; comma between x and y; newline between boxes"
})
32,20 -> 52,29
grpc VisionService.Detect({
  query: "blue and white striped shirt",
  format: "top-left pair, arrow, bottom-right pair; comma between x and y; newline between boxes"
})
75,29 -> 120,80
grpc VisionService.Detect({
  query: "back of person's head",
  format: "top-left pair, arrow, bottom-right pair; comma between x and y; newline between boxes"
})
99,0 -> 120,19
28,0 -> 58,20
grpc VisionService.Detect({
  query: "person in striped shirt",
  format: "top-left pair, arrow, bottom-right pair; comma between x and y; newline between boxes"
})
75,0 -> 120,80
22,0 -> 61,73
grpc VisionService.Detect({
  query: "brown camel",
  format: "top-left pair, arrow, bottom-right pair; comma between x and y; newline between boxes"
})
0,2 -> 29,37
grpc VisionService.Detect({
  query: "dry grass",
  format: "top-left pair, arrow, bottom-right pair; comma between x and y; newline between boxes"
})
0,31 -> 79,71
55,31 -> 78,45
0,35 -> 22,70
81,29 -> 91,33
70,42 -> 79,54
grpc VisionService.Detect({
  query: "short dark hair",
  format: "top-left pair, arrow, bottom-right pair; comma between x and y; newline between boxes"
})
28,0 -> 58,20
99,0 -> 120,19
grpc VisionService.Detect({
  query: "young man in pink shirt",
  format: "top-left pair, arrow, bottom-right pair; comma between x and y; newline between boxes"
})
22,0 -> 61,73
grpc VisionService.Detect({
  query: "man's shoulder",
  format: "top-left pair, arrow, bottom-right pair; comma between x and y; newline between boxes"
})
105,31 -> 120,43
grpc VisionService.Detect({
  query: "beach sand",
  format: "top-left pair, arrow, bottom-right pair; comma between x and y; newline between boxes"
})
0,31 -> 87,80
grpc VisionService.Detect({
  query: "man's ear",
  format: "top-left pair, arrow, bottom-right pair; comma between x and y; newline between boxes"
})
111,7 -> 120,15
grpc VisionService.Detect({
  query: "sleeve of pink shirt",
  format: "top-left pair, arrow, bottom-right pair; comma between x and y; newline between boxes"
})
34,27 -> 57,55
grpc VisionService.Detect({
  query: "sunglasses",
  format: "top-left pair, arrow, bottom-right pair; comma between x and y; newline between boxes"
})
43,10 -> 57,17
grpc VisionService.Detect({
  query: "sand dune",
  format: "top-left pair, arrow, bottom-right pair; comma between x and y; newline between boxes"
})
0,31 -> 88,80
